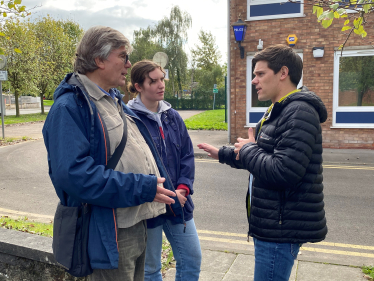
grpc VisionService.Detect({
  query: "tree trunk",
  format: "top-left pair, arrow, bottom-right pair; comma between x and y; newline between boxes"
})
357,89 -> 365,106
40,92 -> 45,114
15,91 -> 19,117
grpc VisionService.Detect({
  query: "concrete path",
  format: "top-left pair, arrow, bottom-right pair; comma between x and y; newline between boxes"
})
164,249 -> 368,281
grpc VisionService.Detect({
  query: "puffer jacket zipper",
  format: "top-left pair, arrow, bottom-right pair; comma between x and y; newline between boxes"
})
279,191 -> 285,225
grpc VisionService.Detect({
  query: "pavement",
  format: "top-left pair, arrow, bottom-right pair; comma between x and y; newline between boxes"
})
2,110 -> 374,280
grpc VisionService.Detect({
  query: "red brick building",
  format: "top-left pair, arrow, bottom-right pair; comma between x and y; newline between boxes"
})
227,0 -> 374,148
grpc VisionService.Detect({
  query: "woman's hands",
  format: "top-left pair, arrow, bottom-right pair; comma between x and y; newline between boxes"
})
176,189 -> 187,207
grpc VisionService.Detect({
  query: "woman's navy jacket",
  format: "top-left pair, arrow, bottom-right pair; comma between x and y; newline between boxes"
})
42,73 -> 183,270
130,108 -> 195,228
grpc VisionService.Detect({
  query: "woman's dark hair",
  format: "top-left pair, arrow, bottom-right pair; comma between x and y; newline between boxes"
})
252,44 -> 303,87
128,60 -> 166,95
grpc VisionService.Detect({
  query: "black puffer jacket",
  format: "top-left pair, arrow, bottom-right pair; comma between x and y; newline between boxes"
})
219,87 -> 328,244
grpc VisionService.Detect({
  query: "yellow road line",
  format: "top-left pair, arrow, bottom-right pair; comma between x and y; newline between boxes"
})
197,230 -> 374,251
301,246 -> 374,258
0,207 -> 54,220
195,159 -> 374,170
198,236 -> 374,258
199,236 -> 252,245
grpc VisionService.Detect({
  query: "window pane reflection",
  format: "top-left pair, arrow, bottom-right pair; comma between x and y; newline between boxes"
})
339,56 -> 374,107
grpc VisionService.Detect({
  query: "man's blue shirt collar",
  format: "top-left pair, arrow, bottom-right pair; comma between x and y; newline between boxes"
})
97,86 -> 116,101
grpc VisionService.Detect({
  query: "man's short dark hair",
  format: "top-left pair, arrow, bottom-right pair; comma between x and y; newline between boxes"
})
252,44 -> 303,87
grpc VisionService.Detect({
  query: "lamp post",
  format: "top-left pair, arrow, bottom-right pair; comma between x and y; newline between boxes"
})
232,19 -> 248,59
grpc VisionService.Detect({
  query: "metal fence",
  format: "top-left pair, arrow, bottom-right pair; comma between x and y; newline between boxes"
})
164,88 -> 226,110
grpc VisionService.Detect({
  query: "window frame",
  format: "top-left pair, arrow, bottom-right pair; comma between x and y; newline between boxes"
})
332,49 -> 374,128
246,0 -> 305,21
246,52 -> 303,127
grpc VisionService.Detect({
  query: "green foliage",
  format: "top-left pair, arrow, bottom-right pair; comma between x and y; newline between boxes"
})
184,109 -> 227,130
190,29 -> 225,107
362,266 -> 374,279
0,216 -> 53,237
130,27 -> 164,63
130,6 -> 192,94
3,113 -> 48,124
161,240 -> 175,273
0,19 -> 39,116
312,0 -> 373,47
191,30 -> 221,71
43,100 -> 54,106
0,0 -> 35,54
0,136 -> 31,146
0,16 -> 82,116
31,16 -> 83,113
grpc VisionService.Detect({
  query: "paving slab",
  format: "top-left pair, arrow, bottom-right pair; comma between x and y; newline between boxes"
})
296,261 -> 367,281
164,249 -> 237,280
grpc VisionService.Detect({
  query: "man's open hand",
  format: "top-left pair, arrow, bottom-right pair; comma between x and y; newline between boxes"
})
197,143 -> 219,160
153,177 -> 176,204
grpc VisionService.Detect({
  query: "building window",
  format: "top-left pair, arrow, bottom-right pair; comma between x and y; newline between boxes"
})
246,53 -> 303,126
333,49 -> 374,128
247,0 -> 304,21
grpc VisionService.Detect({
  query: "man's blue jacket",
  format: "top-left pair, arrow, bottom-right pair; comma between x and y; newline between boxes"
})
42,73 -> 183,269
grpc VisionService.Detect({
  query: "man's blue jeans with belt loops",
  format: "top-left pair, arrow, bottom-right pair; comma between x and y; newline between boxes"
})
253,237 -> 301,281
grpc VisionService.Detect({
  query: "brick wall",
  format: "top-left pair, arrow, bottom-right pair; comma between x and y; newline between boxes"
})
229,0 -> 374,148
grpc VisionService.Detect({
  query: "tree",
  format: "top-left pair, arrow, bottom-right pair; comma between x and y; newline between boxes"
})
191,30 -> 221,71
32,16 -> 83,114
130,27 -> 163,63
0,19 -> 39,117
291,0 -> 374,49
0,0 -> 37,54
154,6 -> 192,93
191,30 -> 225,108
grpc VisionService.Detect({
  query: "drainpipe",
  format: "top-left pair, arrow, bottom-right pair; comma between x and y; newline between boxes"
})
227,0 -> 231,144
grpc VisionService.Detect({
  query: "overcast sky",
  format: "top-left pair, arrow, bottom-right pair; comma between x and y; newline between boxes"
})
26,0 -> 228,64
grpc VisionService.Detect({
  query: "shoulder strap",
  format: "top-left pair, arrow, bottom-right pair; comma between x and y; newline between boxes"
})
106,105 -> 128,170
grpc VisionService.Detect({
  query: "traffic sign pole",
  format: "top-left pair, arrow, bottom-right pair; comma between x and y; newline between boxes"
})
1,82 -> 4,139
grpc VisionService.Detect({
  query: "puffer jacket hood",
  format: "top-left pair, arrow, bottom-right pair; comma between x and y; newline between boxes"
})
283,86 -> 328,123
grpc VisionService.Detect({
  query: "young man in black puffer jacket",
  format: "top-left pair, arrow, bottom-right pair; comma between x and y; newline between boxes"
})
198,44 -> 328,281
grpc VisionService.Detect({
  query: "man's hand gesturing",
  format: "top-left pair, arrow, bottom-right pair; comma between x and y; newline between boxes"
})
234,128 -> 256,160
153,177 -> 176,204
197,143 -> 219,160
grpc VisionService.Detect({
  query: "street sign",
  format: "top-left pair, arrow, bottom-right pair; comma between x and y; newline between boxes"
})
164,69 -> 169,80
214,84 -> 217,89
0,71 -> 7,81
213,88 -> 218,94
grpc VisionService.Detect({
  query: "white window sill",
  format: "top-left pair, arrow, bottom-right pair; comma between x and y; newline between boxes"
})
246,14 -> 305,21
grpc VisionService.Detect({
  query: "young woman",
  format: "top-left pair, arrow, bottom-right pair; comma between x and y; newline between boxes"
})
127,60 -> 201,281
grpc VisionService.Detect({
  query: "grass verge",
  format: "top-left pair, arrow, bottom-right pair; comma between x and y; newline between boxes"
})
0,216 -> 53,237
161,239 -> 175,276
0,216 -> 175,275
43,100 -> 54,106
363,266 -> 374,280
3,113 -> 47,125
0,136 -> 32,146
184,109 -> 227,130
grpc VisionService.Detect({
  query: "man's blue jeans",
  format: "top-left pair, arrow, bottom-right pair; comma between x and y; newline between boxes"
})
144,218 -> 202,281
253,237 -> 301,281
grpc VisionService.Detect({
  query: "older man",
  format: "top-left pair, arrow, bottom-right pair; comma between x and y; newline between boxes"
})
43,26 -> 182,281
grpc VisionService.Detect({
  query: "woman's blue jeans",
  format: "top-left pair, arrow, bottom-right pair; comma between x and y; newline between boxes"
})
253,237 -> 301,281
144,218 -> 202,281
